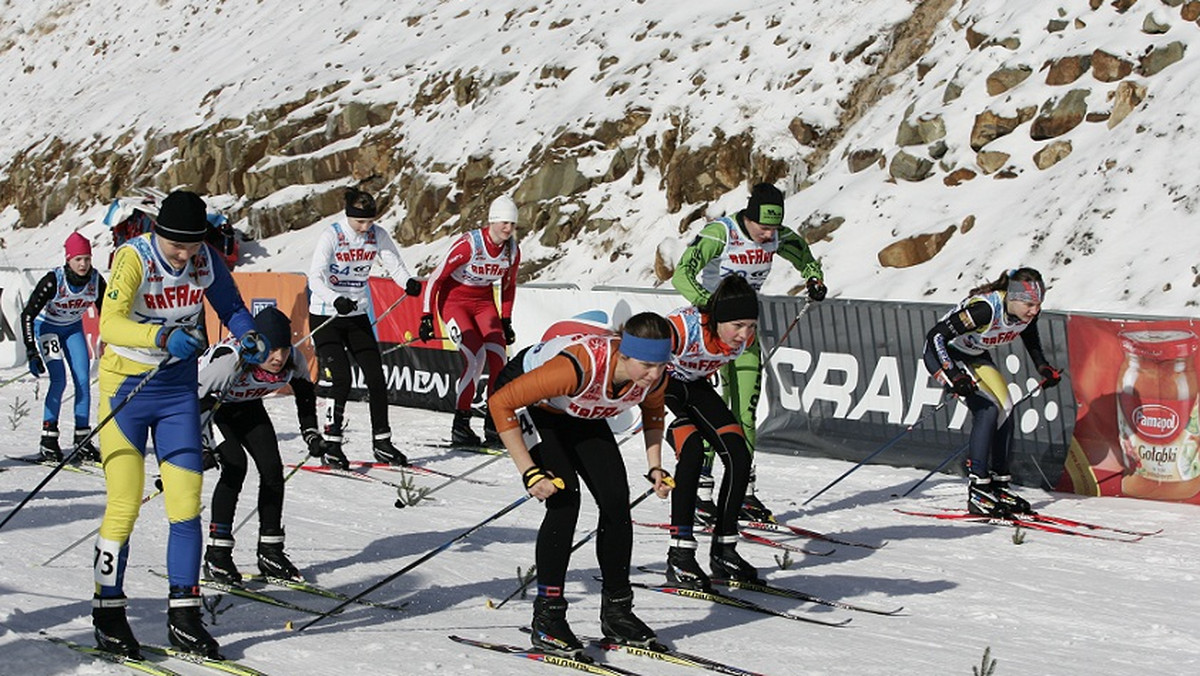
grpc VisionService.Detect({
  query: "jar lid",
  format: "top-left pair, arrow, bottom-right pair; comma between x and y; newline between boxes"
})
1118,329 -> 1199,360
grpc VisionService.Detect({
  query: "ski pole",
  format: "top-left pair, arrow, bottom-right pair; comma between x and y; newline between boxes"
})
899,380 -> 1048,498
803,398 -> 948,505
292,314 -> 338,349
40,479 -> 164,567
292,493 -> 533,632
489,487 -> 656,610
0,371 -> 28,389
0,357 -> 170,532
421,453 -> 507,499
762,301 -> 812,365
380,337 -> 421,357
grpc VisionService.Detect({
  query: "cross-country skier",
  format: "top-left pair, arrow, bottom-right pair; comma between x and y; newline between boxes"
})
672,182 -> 826,524
306,187 -> 420,469
90,190 -> 269,660
488,312 -> 675,657
923,267 -> 1061,517
419,194 -> 521,447
662,275 -> 761,590
21,232 -> 107,462
197,306 -> 319,585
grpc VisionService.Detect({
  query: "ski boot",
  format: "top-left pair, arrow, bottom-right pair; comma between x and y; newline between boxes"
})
321,439 -> 349,470
666,545 -> 712,592
450,410 -> 483,447
600,590 -> 657,647
373,435 -> 409,466
967,476 -> 1011,518
710,539 -> 763,584
38,421 -> 62,463
257,533 -> 302,581
73,427 -> 101,463
990,473 -> 1034,515
482,412 -> 503,449
738,493 -> 776,524
530,596 -> 584,657
167,587 -> 223,659
92,595 -> 142,659
202,535 -> 242,585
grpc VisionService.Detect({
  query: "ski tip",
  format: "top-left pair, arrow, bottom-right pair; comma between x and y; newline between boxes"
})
284,620 -> 294,631
485,599 -> 496,609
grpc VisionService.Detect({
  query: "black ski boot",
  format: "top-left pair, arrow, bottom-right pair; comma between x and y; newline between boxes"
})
530,596 -> 584,657
373,436 -> 409,466
257,533 -> 302,581
451,410 -> 483,447
967,476 -> 1010,518
92,595 -> 142,659
710,540 -> 762,584
599,590 -> 657,647
666,545 -> 712,592
482,413 -> 503,449
38,421 -> 62,463
167,587 -> 222,659
321,440 -> 349,470
202,536 -> 242,585
990,473 -> 1033,514
73,427 -> 101,463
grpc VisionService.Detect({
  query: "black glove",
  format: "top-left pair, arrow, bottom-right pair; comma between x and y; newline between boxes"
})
26,348 -> 44,377
405,278 -> 422,297
302,428 -> 324,457
948,370 -> 977,398
202,448 -> 221,472
1038,364 -> 1062,389
333,296 -> 357,315
418,314 -> 435,342
501,317 -> 516,346
806,277 -> 828,301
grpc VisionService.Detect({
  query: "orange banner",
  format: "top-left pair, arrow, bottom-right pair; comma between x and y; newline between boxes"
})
204,272 -> 315,380
1059,314 -> 1200,504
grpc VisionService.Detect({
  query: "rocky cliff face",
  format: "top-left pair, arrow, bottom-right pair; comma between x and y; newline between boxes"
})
0,0 -> 1192,284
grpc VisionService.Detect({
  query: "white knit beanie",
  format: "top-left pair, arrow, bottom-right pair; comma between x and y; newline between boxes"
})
487,195 -> 519,223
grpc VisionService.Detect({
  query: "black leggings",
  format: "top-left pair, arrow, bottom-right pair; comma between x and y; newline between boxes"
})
310,313 -> 390,436
210,399 -> 285,535
665,377 -> 751,540
528,408 -> 634,597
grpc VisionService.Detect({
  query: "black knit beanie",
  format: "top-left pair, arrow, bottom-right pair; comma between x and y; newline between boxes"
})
743,183 -> 785,227
253,306 -> 293,351
154,190 -> 209,243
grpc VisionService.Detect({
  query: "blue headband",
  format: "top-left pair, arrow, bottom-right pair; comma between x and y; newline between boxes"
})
619,332 -> 672,363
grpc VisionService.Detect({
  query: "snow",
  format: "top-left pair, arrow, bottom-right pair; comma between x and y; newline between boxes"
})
2,393 -> 1198,676
3,0 -> 1200,673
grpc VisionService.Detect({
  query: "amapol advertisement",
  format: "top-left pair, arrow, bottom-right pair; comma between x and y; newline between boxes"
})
1058,315 -> 1200,504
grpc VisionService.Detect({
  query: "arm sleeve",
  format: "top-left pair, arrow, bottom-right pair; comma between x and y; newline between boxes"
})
202,246 -> 255,338
306,229 -> 341,306
93,275 -> 107,314
99,246 -> 161,349
374,227 -> 414,289
20,271 -> 58,350
776,228 -> 824,281
488,353 -> 586,434
421,237 -> 471,314
499,242 -> 520,318
924,301 -> 993,376
671,222 -> 727,306
1019,316 -> 1051,370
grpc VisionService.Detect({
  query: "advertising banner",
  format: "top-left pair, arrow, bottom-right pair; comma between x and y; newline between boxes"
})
1057,315 -> 1200,504
0,267 -> 42,367
758,297 -> 1075,490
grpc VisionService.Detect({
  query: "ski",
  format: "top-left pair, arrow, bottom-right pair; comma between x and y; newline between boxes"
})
43,634 -> 184,676
740,520 -> 887,549
291,464 -> 410,490
632,521 -> 833,556
635,566 -> 902,616
346,460 -> 495,486
436,441 -> 507,456
624,580 -> 851,627
585,636 -> 767,676
449,634 -> 646,676
893,509 -> 1144,542
140,644 -> 271,676
148,569 -> 333,615
5,454 -> 101,476
978,509 -> 1161,537
243,573 -> 407,612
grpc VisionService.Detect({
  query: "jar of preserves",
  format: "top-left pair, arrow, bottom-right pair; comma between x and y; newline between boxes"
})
1117,329 -> 1200,501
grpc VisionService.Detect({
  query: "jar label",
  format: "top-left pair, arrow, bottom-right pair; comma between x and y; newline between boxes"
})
1119,397 -> 1200,482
